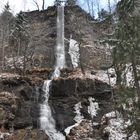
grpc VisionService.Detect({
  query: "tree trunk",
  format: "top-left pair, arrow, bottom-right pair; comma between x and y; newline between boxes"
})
42,0 -> 45,10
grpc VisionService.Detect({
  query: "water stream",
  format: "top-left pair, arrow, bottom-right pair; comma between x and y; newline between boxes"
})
39,5 -> 66,140
56,5 -> 65,70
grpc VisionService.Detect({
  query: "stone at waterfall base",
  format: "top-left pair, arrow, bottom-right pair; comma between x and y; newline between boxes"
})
66,120 -> 98,140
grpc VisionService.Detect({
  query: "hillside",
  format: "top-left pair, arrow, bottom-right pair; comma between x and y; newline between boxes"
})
0,1 -> 140,140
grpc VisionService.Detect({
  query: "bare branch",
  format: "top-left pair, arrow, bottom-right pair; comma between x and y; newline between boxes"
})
33,0 -> 40,10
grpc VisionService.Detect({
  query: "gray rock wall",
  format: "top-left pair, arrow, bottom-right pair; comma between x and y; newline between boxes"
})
23,6 -> 107,70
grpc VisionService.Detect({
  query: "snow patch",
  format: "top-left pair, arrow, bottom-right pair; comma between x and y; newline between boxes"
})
5,56 -> 24,69
102,111 -> 139,140
0,132 -> 10,139
64,123 -> 79,136
74,102 -> 84,122
65,102 -> 84,135
0,73 -> 19,78
88,97 -> 99,118
86,63 -> 137,87
96,68 -> 116,86
129,131 -> 139,140
103,111 -> 127,140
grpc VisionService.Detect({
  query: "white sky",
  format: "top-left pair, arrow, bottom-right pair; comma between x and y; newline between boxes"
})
0,0 -> 55,14
0,0 -> 119,14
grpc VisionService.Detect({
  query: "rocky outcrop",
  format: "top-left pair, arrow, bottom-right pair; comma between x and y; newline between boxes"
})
17,5 -> 109,70
49,75 -> 113,136
0,73 -> 40,129
67,120 -> 94,140
51,77 -> 111,98
0,69 -> 114,139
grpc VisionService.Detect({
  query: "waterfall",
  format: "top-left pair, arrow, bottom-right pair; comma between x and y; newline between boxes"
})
40,80 -> 65,140
39,5 -> 66,140
52,6 -> 65,78
56,6 -> 65,70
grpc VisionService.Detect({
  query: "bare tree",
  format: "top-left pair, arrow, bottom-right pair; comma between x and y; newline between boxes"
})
42,0 -> 45,10
108,0 -> 111,14
33,0 -> 45,11
33,0 -> 40,10
84,0 -> 100,17
0,3 -> 14,71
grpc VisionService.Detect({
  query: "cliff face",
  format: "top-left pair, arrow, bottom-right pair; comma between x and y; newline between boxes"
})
24,7 -> 57,68
22,6 -> 108,70
0,5 -> 115,140
0,69 -> 113,140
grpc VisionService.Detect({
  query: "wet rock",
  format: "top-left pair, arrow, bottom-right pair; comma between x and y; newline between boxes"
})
51,77 -> 111,99
0,74 -> 39,129
0,70 -> 114,139
49,76 -> 113,134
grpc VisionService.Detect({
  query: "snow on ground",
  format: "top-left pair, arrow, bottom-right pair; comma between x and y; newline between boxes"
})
103,111 -> 127,140
102,111 -> 139,140
0,73 -> 20,78
86,63 -> 137,87
5,56 -> 24,69
0,132 -> 10,139
129,131 -> 139,140
64,123 -> 80,136
86,68 -> 116,86
88,97 -> 99,119
65,102 -> 84,135
69,39 -> 80,68
65,99 -> 100,135
74,102 -> 84,122
95,68 -> 116,86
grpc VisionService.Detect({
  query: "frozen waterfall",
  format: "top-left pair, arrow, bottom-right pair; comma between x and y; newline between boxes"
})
69,39 -> 79,68
39,5 -> 66,140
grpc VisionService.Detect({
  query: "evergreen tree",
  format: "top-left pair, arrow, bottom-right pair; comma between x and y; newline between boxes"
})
65,0 -> 77,6
104,0 -> 140,137
98,9 -> 109,20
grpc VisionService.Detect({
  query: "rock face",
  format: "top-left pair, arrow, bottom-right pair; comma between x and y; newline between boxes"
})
67,120 -> 96,140
18,5 -> 109,70
51,77 -> 111,98
49,75 -> 113,139
0,70 -> 114,140
23,7 -> 57,68
0,73 -> 40,129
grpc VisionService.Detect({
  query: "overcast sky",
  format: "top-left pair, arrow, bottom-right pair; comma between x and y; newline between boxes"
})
0,0 -> 118,14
